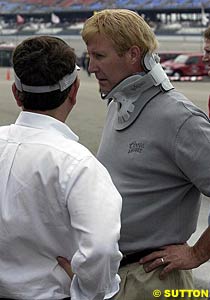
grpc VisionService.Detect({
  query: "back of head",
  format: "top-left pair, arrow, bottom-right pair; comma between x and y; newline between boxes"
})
82,9 -> 158,56
13,36 -> 76,111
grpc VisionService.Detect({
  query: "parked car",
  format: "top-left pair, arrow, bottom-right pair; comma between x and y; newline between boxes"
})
157,50 -> 184,63
0,44 -> 15,67
161,53 -> 208,80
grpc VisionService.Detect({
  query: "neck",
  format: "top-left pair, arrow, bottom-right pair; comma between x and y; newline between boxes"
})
22,99 -> 73,123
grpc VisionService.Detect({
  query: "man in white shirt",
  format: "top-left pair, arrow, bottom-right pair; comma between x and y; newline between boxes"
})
0,36 -> 122,300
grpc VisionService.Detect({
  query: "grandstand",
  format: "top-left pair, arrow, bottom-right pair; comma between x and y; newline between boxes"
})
0,0 -> 209,36
1,0 -> 210,13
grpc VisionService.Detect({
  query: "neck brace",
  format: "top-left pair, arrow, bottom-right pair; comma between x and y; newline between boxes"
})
14,65 -> 80,93
102,54 -> 173,127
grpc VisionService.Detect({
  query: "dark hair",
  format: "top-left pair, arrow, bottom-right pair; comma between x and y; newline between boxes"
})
13,36 -> 76,111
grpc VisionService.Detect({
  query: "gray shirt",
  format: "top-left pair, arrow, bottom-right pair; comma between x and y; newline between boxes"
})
97,75 -> 210,254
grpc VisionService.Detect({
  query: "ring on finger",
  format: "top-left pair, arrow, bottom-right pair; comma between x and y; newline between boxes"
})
160,257 -> 165,264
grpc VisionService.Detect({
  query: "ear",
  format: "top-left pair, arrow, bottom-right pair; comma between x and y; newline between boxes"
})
68,77 -> 80,106
12,83 -> 22,107
126,45 -> 141,65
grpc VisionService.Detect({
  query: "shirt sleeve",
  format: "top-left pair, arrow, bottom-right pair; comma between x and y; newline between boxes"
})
175,113 -> 210,196
65,155 -> 122,300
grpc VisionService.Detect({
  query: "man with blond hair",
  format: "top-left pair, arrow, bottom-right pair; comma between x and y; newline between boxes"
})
59,9 -> 210,300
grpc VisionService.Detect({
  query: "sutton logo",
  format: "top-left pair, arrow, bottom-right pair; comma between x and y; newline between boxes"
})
152,289 -> 209,298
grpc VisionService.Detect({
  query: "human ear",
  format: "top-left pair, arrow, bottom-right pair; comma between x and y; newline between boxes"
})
12,83 -> 22,107
68,78 -> 80,106
127,45 -> 141,65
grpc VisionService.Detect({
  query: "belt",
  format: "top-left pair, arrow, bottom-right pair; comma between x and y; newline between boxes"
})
120,248 -> 160,268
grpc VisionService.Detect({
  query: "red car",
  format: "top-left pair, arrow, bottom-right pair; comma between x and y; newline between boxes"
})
158,50 -> 184,63
161,52 -> 208,80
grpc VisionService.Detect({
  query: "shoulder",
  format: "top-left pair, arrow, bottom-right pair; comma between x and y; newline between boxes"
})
0,125 -> 10,135
155,89 -> 208,121
41,135 -> 94,165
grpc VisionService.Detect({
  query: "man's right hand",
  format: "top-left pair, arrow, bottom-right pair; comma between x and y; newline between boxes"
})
57,256 -> 74,279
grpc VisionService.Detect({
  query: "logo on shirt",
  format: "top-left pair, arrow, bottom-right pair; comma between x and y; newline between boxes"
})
128,141 -> 144,154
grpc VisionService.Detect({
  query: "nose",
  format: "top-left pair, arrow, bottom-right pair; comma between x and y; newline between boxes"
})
88,57 -> 98,73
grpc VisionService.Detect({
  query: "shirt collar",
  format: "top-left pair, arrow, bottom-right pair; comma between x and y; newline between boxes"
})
104,75 -> 161,130
15,111 -> 79,142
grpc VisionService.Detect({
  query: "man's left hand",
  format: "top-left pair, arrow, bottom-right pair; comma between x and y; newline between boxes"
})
139,244 -> 201,279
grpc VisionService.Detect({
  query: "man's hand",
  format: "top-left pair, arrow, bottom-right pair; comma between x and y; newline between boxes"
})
139,244 -> 202,280
57,256 -> 74,280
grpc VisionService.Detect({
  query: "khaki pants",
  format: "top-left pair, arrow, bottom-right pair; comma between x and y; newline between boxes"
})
111,262 -> 206,300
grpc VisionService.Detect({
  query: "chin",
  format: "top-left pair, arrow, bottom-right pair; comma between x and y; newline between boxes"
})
99,86 -> 110,95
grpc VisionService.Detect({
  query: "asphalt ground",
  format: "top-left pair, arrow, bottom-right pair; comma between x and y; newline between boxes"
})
0,34 -> 209,291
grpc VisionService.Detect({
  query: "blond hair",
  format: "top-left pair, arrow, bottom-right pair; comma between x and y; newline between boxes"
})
82,9 -> 158,56
204,26 -> 210,39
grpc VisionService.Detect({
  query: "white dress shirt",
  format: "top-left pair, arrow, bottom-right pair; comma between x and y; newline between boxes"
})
0,111 -> 122,300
